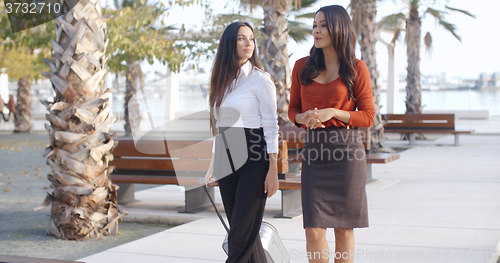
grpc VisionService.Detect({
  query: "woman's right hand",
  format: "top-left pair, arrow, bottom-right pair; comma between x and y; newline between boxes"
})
296,111 -> 313,125
204,168 -> 217,187
204,152 -> 217,187
297,110 -> 324,129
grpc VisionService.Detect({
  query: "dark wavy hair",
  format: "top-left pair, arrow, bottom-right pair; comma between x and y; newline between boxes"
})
209,22 -> 262,135
300,5 -> 358,101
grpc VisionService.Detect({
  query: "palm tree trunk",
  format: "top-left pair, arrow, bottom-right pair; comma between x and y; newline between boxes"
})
124,60 -> 142,136
261,0 -> 292,126
357,0 -> 388,152
42,0 -> 123,240
14,75 -> 33,133
405,5 -> 422,114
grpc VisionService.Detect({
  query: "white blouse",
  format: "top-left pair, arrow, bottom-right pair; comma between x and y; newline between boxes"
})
213,61 -> 279,153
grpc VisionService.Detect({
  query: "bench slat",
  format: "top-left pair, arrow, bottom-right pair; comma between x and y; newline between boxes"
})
113,140 -> 213,158
111,158 -> 210,172
279,173 -> 302,190
383,129 -> 472,134
384,113 -> 455,120
109,174 -> 199,185
287,153 -> 400,164
111,158 -> 289,175
383,113 -> 454,121
366,153 -> 400,163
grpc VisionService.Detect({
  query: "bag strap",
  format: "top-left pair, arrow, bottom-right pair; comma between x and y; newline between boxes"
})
202,130 -> 236,234
202,184 -> 229,233
221,130 -> 236,172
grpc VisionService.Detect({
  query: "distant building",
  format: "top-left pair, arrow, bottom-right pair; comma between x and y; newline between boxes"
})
475,72 -> 500,89
489,72 -> 499,87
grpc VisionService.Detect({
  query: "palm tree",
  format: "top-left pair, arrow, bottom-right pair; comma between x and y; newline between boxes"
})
259,0 -> 292,125
113,0 -> 145,137
380,0 -> 475,114
261,0 -> 311,125
14,75 -> 33,132
41,0 -> 124,240
350,0 -> 390,152
123,60 -> 143,137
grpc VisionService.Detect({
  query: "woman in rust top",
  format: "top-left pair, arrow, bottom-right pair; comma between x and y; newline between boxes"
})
288,5 -> 374,263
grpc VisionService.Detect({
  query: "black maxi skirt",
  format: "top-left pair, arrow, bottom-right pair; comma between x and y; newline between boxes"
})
301,126 -> 369,229
214,127 -> 269,263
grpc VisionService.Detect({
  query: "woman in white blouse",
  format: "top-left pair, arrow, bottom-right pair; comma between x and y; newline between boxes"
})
204,21 -> 279,263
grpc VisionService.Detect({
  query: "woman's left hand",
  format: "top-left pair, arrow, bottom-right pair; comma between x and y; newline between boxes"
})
313,107 -> 335,123
264,168 -> 279,198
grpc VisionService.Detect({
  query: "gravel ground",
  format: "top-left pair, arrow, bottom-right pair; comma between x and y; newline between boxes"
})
0,132 -> 174,261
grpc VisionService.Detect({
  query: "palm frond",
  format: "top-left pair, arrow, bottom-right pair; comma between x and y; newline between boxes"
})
377,13 -> 406,31
438,19 -> 461,42
240,0 -> 305,10
215,12 -> 312,44
295,12 -> 315,19
216,13 -> 262,26
156,25 -> 177,35
238,0 -> 261,9
445,6 -> 476,18
288,20 -> 311,43
423,7 -> 445,21
238,0 -> 262,12
422,6 -> 472,43
290,0 -> 317,11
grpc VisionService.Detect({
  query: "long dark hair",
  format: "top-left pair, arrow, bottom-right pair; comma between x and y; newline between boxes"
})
300,5 -> 358,101
209,21 -> 262,135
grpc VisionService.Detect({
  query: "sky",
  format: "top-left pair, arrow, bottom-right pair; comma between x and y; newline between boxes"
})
159,0 -> 497,81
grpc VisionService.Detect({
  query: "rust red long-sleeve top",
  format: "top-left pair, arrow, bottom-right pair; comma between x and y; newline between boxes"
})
288,57 -> 375,128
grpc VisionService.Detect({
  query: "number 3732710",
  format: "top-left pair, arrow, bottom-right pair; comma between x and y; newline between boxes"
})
5,2 -> 61,14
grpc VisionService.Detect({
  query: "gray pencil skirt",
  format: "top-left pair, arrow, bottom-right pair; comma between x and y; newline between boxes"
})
301,126 -> 369,229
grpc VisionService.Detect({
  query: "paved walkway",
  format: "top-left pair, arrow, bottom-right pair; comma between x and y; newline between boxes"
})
2,117 -> 499,263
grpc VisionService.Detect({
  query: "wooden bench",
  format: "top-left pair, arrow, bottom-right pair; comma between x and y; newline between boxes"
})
382,114 -> 474,146
0,254 -> 84,263
277,126 -> 400,217
109,139 -> 290,215
110,126 -> 400,219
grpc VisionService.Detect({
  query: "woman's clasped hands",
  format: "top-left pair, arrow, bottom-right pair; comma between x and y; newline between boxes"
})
302,107 -> 334,129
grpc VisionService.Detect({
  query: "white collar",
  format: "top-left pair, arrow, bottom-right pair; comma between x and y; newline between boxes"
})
240,60 -> 253,77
